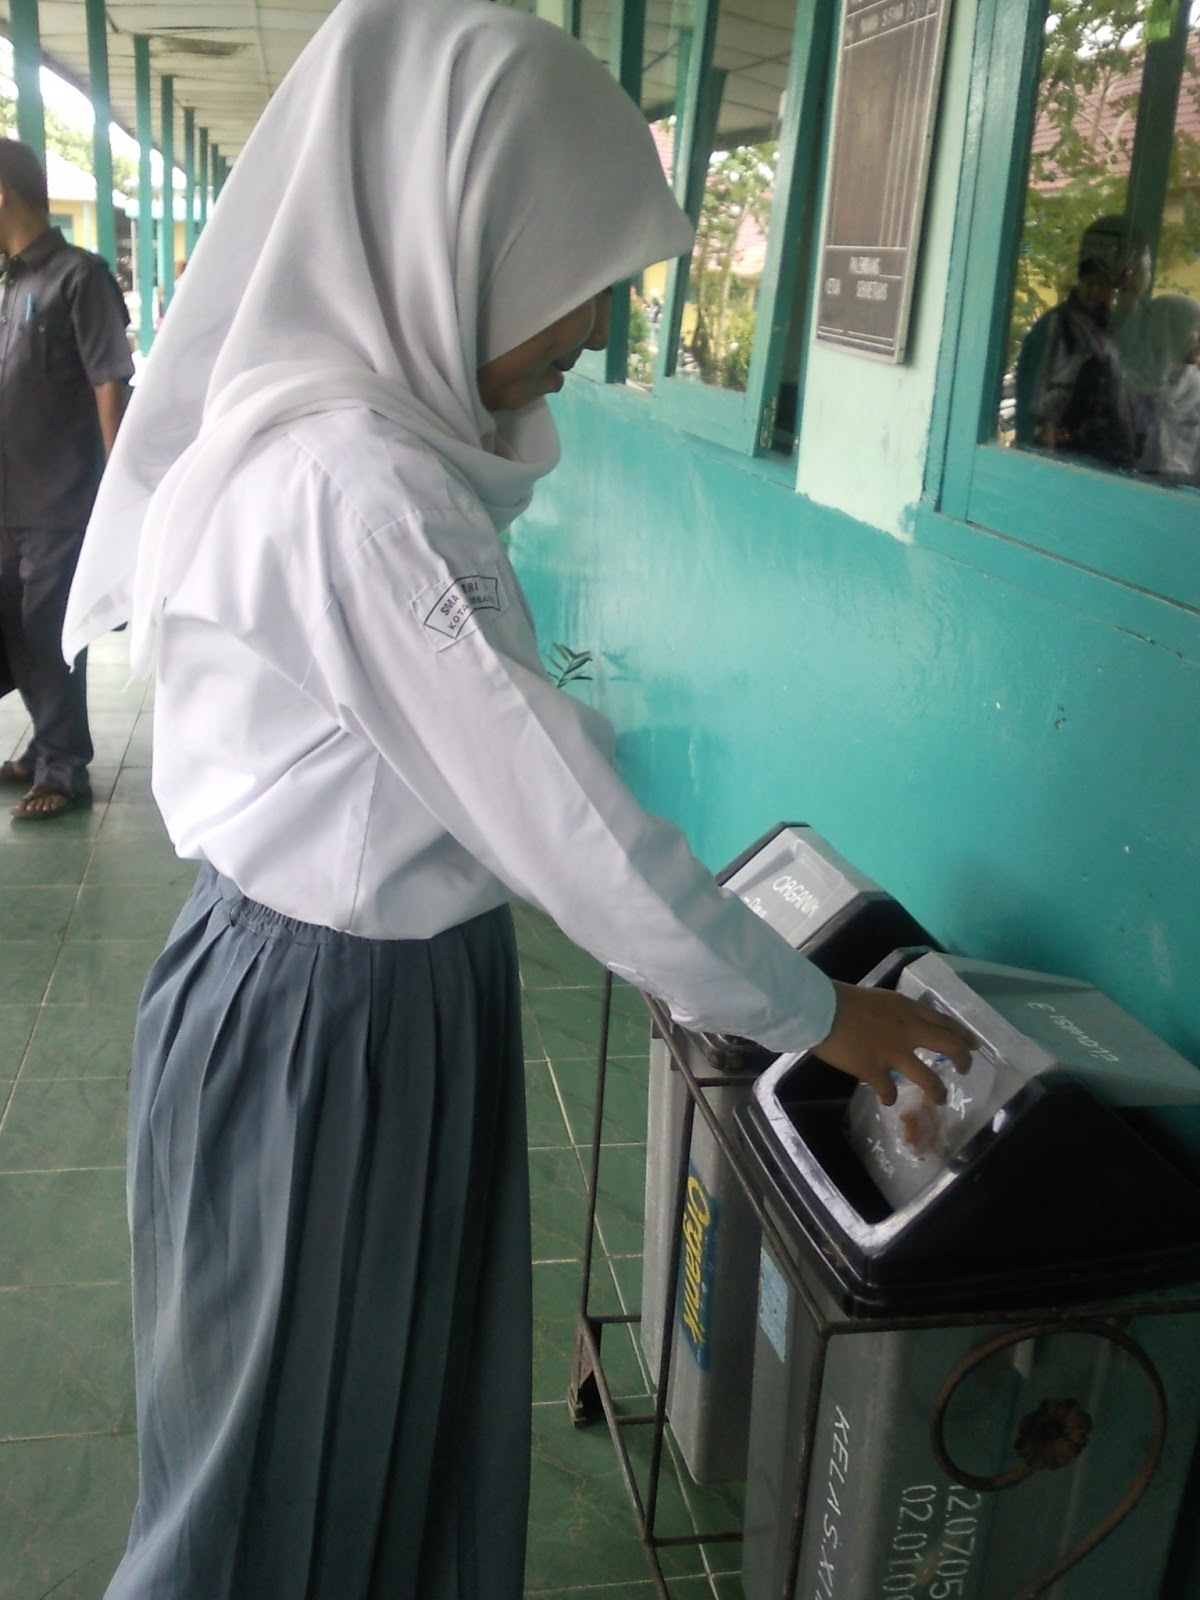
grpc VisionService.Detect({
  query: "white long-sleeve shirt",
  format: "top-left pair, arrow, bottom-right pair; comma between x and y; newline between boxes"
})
152,406 -> 836,1053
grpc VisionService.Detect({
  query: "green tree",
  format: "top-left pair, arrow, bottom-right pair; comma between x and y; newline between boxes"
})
0,84 -> 138,194
627,297 -> 654,386
684,141 -> 776,390
1008,0 -> 1200,366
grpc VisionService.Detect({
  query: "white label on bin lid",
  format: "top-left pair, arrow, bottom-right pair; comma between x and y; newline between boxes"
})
758,1249 -> 789,1363
726,829 -> 866,947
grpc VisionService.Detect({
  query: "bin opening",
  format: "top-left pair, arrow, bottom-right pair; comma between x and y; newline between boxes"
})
737,951 -> 1200,1314
770,1084 -> 895,1227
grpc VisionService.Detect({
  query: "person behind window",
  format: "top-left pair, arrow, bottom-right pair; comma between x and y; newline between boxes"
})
1014,215 -> 1144,469
1118,292 -> 1200,484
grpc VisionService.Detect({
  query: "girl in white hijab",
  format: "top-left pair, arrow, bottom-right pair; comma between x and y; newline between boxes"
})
72,3 -> 971,1596
1118,292 -> 1200,481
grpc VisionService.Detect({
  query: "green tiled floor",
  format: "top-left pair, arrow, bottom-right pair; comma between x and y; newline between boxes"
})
0,635 -> 742,1599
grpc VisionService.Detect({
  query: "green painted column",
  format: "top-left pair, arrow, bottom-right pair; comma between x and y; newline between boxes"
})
1125,0 -> 1194,272
656,0 -> 720,384
210,143 -> 220,210
85,0 -> 117,268
10,0 -> 47,163
610,0 -> 644,100
199,129 -> 210,233
158,76 -> 175,309
135,34 -> 155,354
183,108 -> 196,257
604,0 -> 646,382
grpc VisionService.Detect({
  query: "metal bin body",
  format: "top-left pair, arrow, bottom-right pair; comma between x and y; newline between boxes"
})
738,950 -> 1200,1599
640,824 -> 933,1484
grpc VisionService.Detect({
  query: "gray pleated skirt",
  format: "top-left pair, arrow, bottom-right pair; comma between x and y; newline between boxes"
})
107,866 -> 531,1600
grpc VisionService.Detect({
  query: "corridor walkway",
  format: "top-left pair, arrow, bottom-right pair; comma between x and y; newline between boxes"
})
0,634 -> 740,1599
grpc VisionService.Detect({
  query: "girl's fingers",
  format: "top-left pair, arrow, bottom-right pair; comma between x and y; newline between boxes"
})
912,1006 -> 975,1071
896,1054 -> 949,1104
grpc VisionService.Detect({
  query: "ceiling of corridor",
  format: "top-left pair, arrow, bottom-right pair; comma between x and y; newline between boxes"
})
1,3 -> 338,159
0,2 -> 797,161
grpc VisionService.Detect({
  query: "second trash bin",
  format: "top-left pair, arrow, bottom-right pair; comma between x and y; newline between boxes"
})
737,950 -> 1200,1600
640,823 -> 935,1484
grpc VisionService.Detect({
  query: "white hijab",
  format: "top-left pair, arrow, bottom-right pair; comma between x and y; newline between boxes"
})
64,0 -> 693,673
1117,293 -> 1200,395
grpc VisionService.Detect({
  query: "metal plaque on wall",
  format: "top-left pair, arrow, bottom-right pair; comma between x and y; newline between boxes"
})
815,0 -> 954,363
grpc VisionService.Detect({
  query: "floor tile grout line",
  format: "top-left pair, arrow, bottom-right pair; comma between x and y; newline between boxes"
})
0,1074 -> 131,1084
540,1047 -> 583,1151
0,1279 -> 127,1292
0,1009 -> 38,1137
0,1427 -> 137,1446
0,1164 -> 125,1177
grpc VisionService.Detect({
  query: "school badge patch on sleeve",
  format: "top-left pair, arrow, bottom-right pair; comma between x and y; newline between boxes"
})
414,572 -> 505,648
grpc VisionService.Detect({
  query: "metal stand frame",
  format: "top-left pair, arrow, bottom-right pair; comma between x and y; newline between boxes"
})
569,974 -> 1200,1600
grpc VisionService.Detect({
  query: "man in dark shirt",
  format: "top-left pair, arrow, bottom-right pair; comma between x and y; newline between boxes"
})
1013,215 -> 1145,469
0,139 -> 133,819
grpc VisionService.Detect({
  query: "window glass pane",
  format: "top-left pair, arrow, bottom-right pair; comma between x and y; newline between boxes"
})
672,0 -> 798,392
628,1 -> 694,387
998,0 -> 1200,487
578,0 -> 614,69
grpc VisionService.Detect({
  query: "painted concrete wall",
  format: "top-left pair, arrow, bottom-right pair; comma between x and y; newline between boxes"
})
506,0 -> 1200,1577
513,387 -> 1200,1072
795,0 -> 978,534
507,0 -> 1200,1082
515,119 -> 1200,1600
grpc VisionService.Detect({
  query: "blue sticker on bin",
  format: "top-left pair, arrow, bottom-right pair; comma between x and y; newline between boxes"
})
759,1249 -> 788,1363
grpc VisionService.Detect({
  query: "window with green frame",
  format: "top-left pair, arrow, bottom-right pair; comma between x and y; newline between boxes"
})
566,0 -> 837,459
931,0 -> 1198,613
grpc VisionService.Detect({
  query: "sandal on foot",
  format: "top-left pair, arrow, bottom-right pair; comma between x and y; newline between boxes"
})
0,761 -> 32,787
10,785 -> 91,822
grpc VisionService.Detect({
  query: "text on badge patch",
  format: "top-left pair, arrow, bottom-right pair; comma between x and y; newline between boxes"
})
420,574 -> 502,643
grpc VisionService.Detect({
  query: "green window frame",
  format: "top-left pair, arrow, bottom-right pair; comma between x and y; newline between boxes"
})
571,0 -> 837,460
651,0 -> 834,454
925,0 -> 1200,615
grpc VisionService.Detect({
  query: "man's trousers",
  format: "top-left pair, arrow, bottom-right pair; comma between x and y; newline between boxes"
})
0,524 -> 92,794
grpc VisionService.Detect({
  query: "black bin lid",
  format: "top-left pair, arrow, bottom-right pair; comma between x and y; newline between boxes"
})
738,1046 -> 1200,1317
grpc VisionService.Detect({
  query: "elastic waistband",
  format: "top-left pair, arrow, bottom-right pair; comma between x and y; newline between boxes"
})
198,863 -> 510,950
203,864 -> 354,946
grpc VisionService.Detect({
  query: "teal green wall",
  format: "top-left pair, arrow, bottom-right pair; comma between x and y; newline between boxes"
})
511,382 -> 1200,1069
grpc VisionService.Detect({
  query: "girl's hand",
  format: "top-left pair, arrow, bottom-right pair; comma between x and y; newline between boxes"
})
812,980 -> 975,1105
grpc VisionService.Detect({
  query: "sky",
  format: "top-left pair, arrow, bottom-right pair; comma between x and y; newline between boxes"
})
0,36 -> 173,183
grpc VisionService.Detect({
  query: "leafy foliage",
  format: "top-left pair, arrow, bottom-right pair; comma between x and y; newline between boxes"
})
628,296 -> 655,387
1007,0 -> 1200,367
682,142 -> 777,390
0,83 -> 139,194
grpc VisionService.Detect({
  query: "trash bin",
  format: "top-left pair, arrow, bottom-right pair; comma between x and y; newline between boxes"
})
737,949 -> 1200,1600
640,823 -> 935,1484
